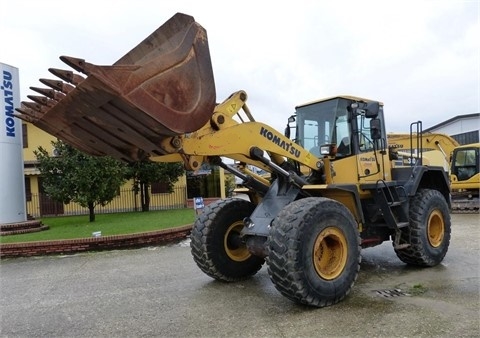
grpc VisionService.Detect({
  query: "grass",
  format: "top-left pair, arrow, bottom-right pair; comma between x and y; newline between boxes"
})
409,283 -> 428,295
0,208 -> 195,244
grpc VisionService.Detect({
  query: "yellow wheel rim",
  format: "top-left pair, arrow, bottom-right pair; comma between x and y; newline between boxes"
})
313,227 -> 348,280
427,210 -> 444,248
224,221 -> 251,262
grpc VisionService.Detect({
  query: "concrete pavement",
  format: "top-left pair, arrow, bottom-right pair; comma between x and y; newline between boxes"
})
1,213 -> 479,337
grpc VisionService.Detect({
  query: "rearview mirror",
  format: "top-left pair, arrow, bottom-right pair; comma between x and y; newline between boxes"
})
285,115 -> 296,138
370,118 -> 382,140
365,102 -> 379,118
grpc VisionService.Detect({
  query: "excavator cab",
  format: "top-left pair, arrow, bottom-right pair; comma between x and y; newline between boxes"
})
451,145 -> 479,182
450,143 -> 480,211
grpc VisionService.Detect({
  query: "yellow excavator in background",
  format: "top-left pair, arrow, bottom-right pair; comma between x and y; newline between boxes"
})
387,132 -> 479,212
15,13 -> 454,308
449,143 -> 480,212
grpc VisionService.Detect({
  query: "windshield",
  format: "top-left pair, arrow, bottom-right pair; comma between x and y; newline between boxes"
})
295,98 -> 351,156
452,148 -> 479,181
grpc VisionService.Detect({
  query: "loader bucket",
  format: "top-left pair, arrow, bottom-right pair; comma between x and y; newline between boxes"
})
15,13 -> 216,162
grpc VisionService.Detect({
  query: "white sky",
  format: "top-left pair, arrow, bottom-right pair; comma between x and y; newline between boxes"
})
1,0 -> 479,134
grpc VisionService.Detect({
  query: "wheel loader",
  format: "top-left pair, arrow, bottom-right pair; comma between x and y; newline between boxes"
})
15,13 -> 452,308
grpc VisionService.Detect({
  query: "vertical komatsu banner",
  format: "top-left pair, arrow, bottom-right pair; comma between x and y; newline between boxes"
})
0,62 -> 26,223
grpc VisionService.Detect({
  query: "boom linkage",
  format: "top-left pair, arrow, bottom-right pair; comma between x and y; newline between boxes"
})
151,90 -> 324,189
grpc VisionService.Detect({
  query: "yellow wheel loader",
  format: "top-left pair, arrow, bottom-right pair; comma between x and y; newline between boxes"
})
16,13 -> 452,308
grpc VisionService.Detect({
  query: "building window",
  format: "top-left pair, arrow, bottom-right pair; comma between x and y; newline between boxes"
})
25,177 -> 32,201
452,131 -> 479,145
151,181 -> 169,194
22,124 -> 28,148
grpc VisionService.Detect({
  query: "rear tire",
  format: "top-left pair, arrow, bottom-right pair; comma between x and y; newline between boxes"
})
190,198 -> 264,282
266,197 -> 361,307
393,189 -> 451,266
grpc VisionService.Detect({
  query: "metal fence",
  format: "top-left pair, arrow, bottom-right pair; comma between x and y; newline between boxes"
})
26,185 -> 188,218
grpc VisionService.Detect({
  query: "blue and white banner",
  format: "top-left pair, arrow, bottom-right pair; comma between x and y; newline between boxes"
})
1,63 -> 21,145
0,62 -> 26,223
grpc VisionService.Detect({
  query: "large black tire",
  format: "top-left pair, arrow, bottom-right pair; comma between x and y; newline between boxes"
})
266,197 -> 361,307
393,189 -> 451,266
190,198 -> 265,282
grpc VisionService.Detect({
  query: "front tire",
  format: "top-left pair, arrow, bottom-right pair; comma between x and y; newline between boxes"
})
266,197 -> 361,307
393,189 -> 451,266
190,198 -> 265,282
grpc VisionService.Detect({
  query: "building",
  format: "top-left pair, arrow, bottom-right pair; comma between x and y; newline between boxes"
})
423,113 -> 480,145
22,123 -> 190,217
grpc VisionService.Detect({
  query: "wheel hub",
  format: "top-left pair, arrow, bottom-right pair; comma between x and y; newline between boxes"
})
224,221 -> 251,262
313,227 -> 348,280
427,210 -> 445,247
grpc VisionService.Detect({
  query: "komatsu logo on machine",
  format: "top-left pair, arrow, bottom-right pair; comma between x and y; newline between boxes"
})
260,126 -> 301,158
2,70 -> 15,137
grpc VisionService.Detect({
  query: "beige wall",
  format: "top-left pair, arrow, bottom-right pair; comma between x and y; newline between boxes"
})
23,122 -> 57,161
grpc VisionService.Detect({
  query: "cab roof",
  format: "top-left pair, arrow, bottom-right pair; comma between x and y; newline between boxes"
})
295,95 -> 384,109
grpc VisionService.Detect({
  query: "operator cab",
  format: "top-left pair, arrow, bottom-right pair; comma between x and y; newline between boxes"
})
290,96 -> 385,160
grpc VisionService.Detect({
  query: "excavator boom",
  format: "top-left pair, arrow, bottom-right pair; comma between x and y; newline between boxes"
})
387,133 -> 479,213
387,132 -> 459,170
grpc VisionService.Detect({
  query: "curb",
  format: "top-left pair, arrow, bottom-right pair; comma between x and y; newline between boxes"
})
0,220 -> 48,236
0,224 -> 193,259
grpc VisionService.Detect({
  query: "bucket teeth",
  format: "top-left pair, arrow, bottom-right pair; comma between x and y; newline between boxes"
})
27,95 -> 56,107
13,112 -> 35,123
30,86 -> 66,101
20,12 -> 217,163
39,78 -> 75,93
21,101 -> 48,114
60,56 -> 89,74
48,68 -> 85,86
16,105 -> 43,120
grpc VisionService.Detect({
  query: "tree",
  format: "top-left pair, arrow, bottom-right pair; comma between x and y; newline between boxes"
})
126,159 -> 184,212
224,173 -> 236,197
34,140 -> 127,222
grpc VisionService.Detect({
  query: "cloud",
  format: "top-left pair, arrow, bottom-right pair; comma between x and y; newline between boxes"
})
1,0 -> 478,136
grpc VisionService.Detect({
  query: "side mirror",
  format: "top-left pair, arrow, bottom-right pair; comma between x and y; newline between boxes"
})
365,101 -> 379,118
370,118 -> 382,140
285,115 -> 295,138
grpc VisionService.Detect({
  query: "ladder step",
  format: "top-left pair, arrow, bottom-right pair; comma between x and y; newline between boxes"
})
397,222 -> 409,228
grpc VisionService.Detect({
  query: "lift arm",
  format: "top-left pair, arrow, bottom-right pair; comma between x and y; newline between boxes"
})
151,91 -> 324,176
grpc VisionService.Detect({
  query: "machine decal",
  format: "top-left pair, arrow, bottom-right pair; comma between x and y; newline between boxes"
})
2,70 -> 15,137
259,126 -> 301,158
